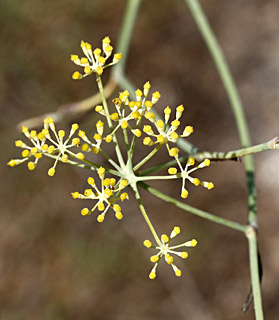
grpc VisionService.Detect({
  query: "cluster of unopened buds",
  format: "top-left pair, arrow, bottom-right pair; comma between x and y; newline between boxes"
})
144,226 -> 197,279
8,37 -> 214,279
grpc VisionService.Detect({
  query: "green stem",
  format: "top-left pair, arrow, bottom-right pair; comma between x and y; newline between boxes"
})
246,227 -> 264,320
96,74 -> 125,168
136,175 -> 178,182
139,137 -> 279,176
134,144 -> 162,171
186,1 -> 263,318
132,183 -> 161,246
139,181 -> 248,233
99,149 -> 122,172
194,137 -> 279,161
112,0 -> 142,80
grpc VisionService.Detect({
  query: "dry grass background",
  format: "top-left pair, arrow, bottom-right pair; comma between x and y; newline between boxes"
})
1,1 -> 279,319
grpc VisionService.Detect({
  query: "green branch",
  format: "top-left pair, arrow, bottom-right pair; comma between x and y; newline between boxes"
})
185,0 -> 263,318
139,182 -> 248,233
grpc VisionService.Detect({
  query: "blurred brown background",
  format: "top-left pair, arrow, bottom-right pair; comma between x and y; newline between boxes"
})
1,0 -> 279,319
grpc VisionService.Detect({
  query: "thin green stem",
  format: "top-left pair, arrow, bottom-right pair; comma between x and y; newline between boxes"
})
123,128 -> 133,166
139,181 -> 248,233
194,137 -> 279,161
136,175 -> 178,182
99,149 -> 122,172
134,144 -> 162,171
186,1 -> 263,318
96,74 -> 125,168
132,183 -> 161,246
246,227 -> 264,320
112,0 -> 142,80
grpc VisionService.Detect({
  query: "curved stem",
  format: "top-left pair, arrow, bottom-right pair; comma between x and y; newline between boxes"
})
185,1 -> 263,318
134,144 -> 162,171
96,74 -> 125,168
131,183 -> 161,246
139,181 -> 248,233
194,137 -> 279,161
112,0 -> 142,80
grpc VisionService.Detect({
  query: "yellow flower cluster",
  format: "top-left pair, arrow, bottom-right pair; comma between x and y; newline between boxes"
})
71,167 -> 129,222
7,117 -> 83,176
143,226 -> 197,279
95,82 -> 161,139
71,37 -> 122,79
78,120 -> 107,154
143,104 -> 193,146
168,156 -> 214,199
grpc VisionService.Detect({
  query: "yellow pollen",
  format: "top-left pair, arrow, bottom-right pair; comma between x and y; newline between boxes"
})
157,135 -> 165,143
192,178 -> 200,186
104,189 -> 112,197
156,120 -> 164,128
15,140 -> 23,147
120,179 -> 128,187
95,105 -> 103,112
97,215 -> 105,223
81,208 -> 90,216
181,252 -> 188,259
72,123 -> 79,131
110,113 -> 119,120
103,178 -> 111,186
72,192 -> 79,199
70,54 -> 79,61
161,234 -> 169,243
181,189 -> 189,199
76,153 -> 85,160
72,71 -> 81,80
72,138 -> 80,145
143,240 -> 152,248
98,202 -> 105,211
133,129 -> 142,137
149,272 -> 156,280
105,135 -> 113,143
175,269 -> 182,277
168,167 -> 177,175
187,157 -> 195,165
48,168 -> 55,176
58,130 -> 65,138
165,254 -> 173,265
120,192 -> 129,201
150,255 -> 159,263
171,120 -> 180,127
84,189 -> 92,196
28,162 -> 36,171
81,143 -> 89,151
121,120 -> 128,129
169,147 -> 179,157
164,106 -> 171,115
113,204 -> 121,212
84,66 -> 91,74
176,105 -> 184,113
94,48 -> 101,56
115,212 -> 123,220
191,239 -> 198,247
87,177 -> 95,185
94,133 -> 102,140
22,149 -> 30,158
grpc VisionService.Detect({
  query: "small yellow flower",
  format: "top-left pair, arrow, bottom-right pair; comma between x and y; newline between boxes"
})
7,117 -> 83,176
72,172 -> 129,222
144,227 -> 197,279
71,37 -> 122,80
